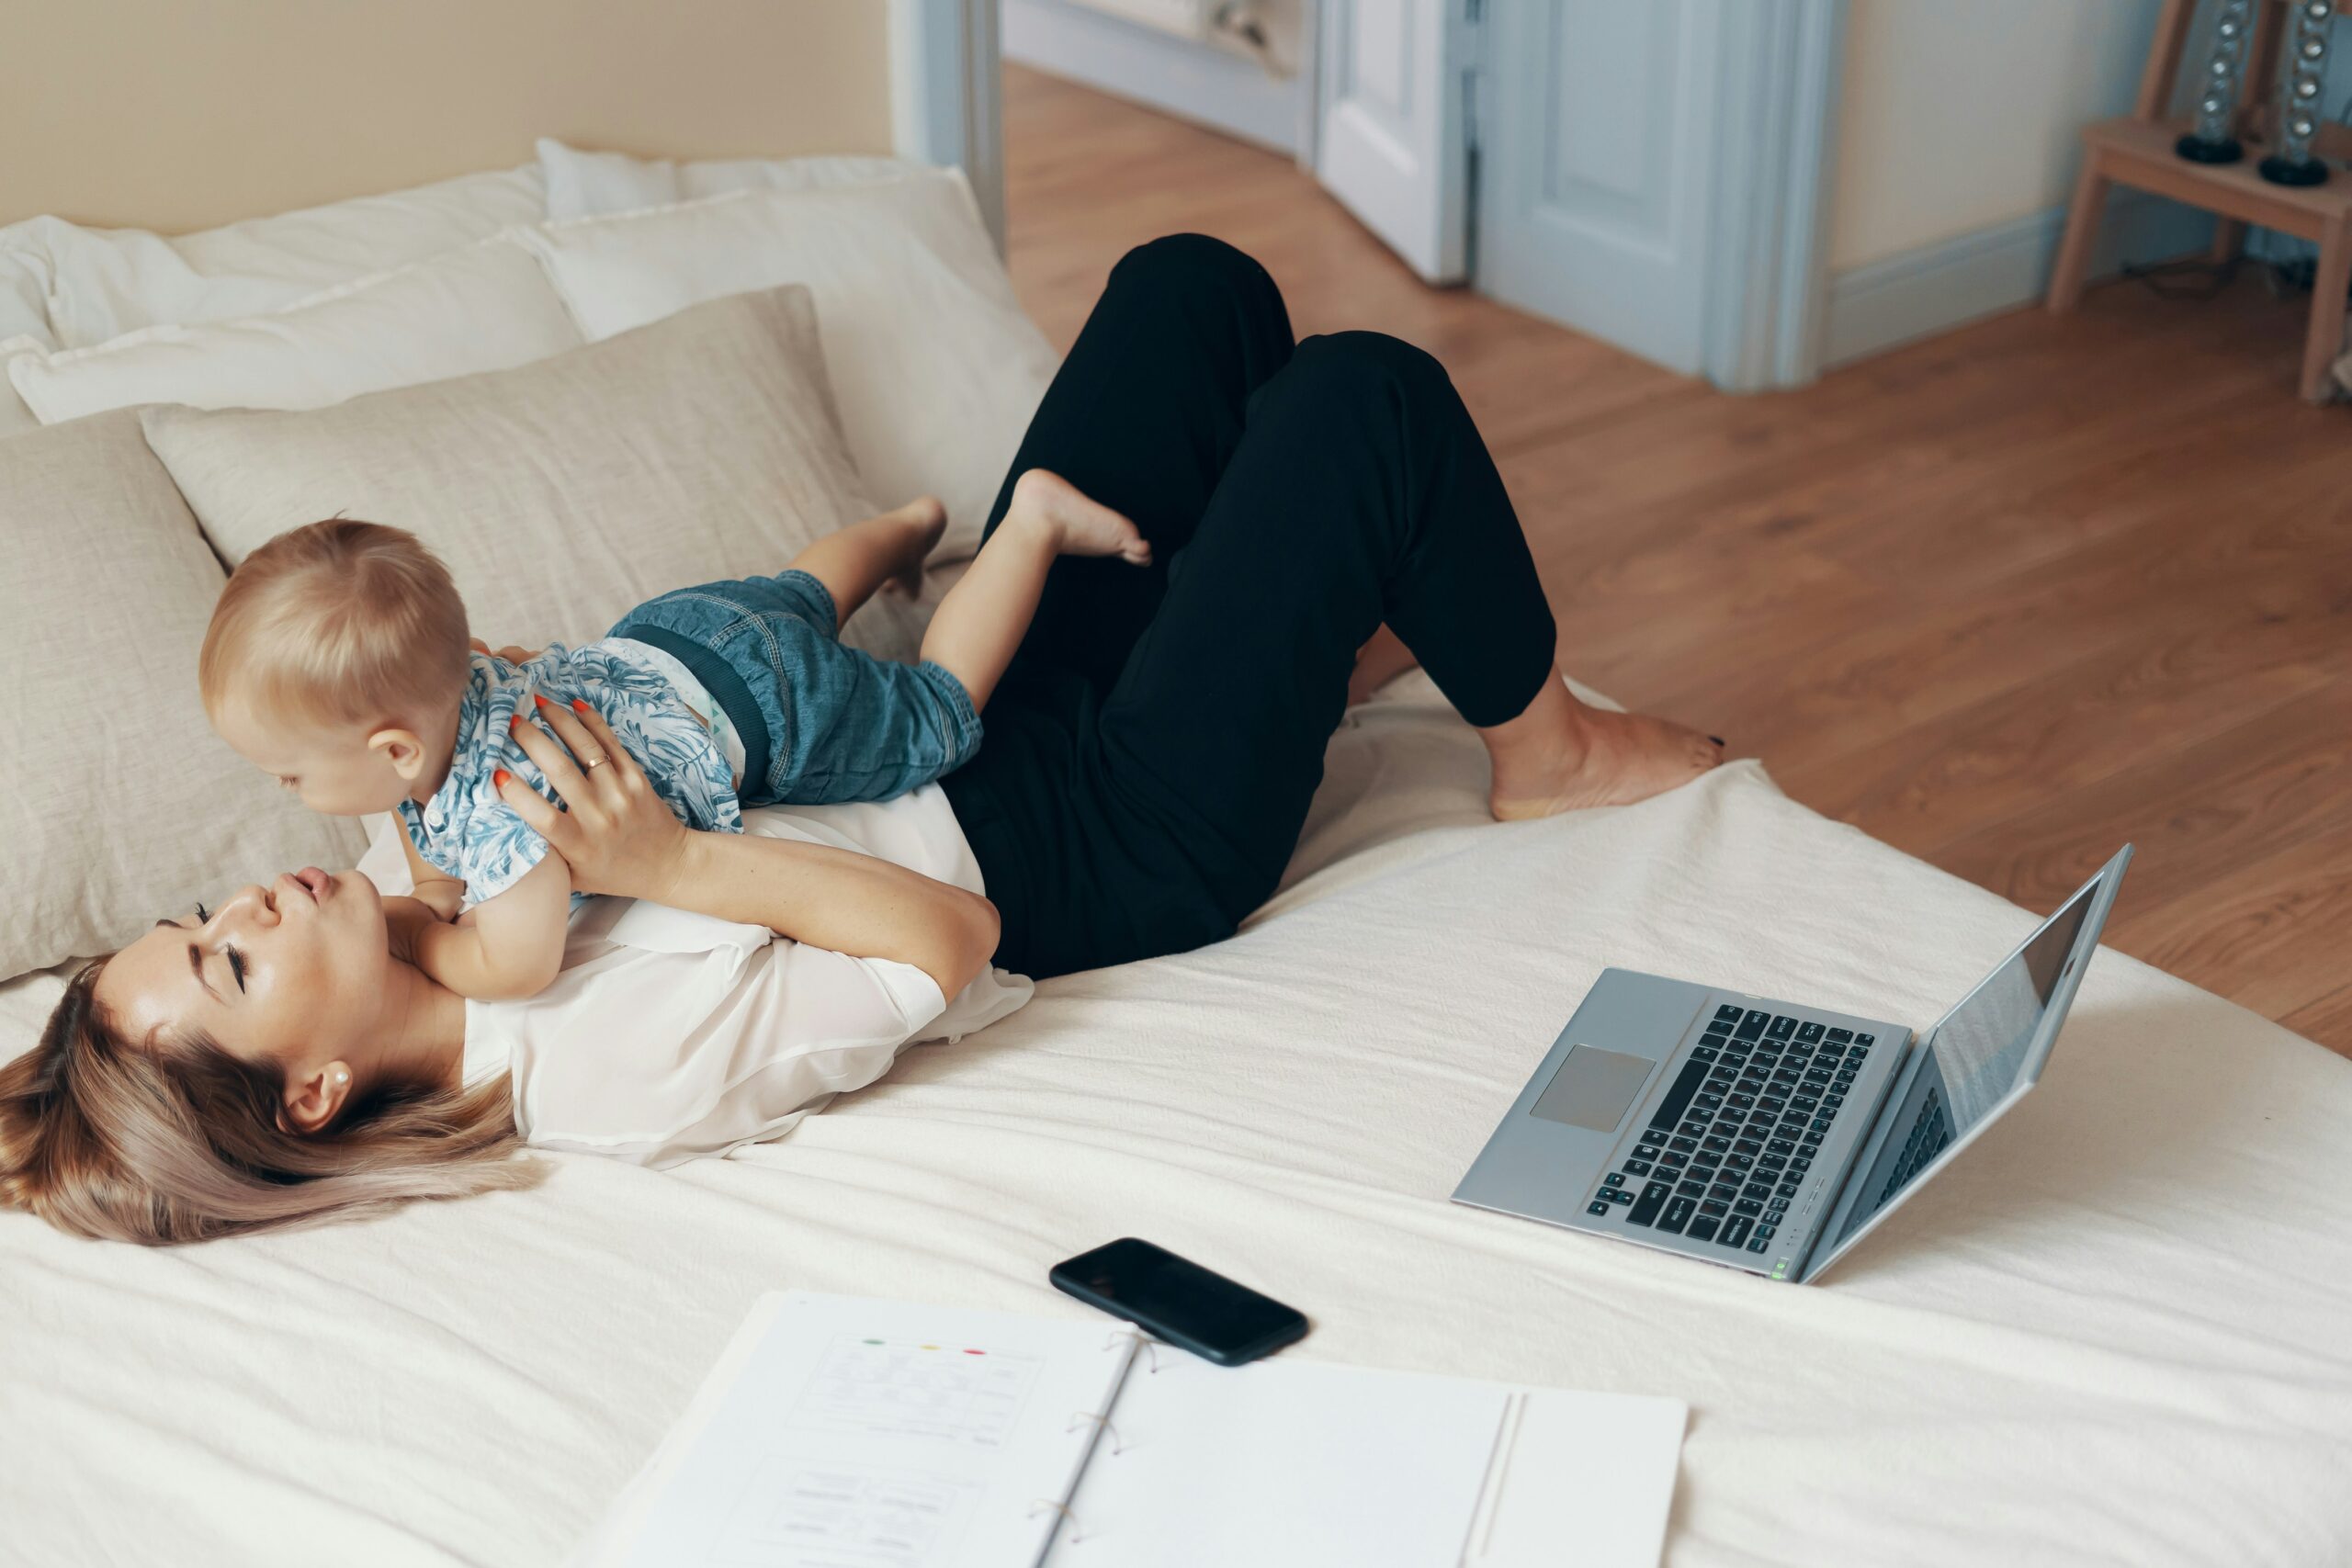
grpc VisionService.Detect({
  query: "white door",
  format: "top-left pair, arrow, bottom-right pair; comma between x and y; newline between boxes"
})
1313,0 -> 1475,284
1475,1 -> 1726,376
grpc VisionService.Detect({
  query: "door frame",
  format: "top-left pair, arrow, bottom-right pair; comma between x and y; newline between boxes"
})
890,0 -> 1009,252
1700,0 -> 1849,390
898,0 -> 1846,389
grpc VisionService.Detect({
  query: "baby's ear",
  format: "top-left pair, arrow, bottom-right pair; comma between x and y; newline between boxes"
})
368,727 -> 430,781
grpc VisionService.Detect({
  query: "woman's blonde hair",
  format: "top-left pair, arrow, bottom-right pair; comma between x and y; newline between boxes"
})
0,961 -> 534,1246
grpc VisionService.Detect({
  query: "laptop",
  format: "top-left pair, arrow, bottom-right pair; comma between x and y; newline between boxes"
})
1453,846 -> 2132,1284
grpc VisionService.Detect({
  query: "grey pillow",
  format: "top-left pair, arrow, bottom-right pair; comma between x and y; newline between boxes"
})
0,411 -> 363,980
141,284 -> 923,663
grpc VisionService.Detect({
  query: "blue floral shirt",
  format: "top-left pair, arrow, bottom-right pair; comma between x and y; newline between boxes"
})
396,644 -> 741,904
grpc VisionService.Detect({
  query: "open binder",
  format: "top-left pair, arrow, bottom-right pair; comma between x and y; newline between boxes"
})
576,1292 -> 1686,1568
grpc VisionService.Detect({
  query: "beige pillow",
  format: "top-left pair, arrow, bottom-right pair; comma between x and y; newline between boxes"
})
517,174 -> 1058,565
141,285 -> 924,662
0,411 -> 364,981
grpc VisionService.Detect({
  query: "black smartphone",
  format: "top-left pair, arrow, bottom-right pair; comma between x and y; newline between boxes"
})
1048,1237 -> 1309,1367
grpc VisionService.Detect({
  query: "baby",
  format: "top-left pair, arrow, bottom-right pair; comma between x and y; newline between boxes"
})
199,471 -> 1149,999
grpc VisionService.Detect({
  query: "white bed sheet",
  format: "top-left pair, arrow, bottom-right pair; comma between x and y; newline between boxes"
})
2,675 -> 2346,1568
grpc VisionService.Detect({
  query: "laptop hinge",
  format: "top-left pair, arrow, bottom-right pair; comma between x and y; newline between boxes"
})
1792,1026 -> 1923,1283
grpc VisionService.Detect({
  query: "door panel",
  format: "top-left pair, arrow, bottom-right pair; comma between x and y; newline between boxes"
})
1544,8 -> 1675,238
1479,0 -> 1724,374
1315,0 -> 1470,283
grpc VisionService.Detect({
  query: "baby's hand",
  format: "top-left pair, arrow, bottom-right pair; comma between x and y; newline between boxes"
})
413,879 -> 464,922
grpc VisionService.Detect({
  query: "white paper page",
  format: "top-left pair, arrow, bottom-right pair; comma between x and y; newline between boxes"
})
1045,1354 -> 1511,1568
1465,1390 -> 1687,1568
588,1293 -> 1134,1568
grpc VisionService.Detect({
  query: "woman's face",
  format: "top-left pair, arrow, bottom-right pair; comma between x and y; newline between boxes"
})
96,867 -> 392,1075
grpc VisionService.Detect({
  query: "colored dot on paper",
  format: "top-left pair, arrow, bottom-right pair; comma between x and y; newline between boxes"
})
863,1338 -> 885,1346
963,1348 -> 987,1356
921,1344 -> 940,1351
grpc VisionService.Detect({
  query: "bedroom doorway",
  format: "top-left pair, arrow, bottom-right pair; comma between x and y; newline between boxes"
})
993,0 -> 1849,389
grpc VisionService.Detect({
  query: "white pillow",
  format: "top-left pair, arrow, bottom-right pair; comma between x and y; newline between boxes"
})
537,138 -> 920,221
0,257 -> 52,349
0,164 -> 545,350
0,344 -> 38,437
521,174 -> 1057,562
5,235 -> 581,426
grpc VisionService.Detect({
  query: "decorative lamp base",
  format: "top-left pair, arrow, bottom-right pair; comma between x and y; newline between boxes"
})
2258,153 -> 2329,186
2177,134 -> 2245,164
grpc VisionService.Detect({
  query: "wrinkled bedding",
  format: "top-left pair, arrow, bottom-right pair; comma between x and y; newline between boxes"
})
4,675 -> 2346,1567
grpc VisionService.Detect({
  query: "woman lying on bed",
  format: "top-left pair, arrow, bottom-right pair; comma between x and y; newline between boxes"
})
0,236 -> 1724,1245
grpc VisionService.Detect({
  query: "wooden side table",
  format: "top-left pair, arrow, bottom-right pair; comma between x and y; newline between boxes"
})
2050,118 -> 2352,401
2046,0 -> 2352,402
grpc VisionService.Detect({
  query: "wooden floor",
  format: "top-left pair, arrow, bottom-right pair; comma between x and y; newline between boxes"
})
1000,65 -> 2352,1057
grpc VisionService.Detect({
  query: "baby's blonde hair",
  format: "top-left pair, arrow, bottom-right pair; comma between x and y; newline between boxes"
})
200,520 -> 469,729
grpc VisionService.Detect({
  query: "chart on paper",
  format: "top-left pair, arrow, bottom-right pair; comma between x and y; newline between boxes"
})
789,1336 -> 1046,1450
701,1339 -> 1050,1566
605,1297 -> 1136,1568
711,1460 -> 983,1568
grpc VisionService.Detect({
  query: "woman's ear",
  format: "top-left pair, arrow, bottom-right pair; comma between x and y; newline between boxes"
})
280,1061 -> 355,1134
368,727 -> 429,782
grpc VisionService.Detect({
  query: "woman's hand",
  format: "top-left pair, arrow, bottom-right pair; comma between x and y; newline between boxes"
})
494,698 -> 694,904
469,636 -> 546,664
497,696 -> 998,994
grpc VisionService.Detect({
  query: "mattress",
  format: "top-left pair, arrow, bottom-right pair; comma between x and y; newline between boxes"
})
3,674 -> 2347,1567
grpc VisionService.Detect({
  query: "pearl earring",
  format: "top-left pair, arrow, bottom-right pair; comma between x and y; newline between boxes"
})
332,1066 -> 350,1088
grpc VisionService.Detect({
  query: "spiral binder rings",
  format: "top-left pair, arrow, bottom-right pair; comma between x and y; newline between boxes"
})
575,1292 -> 1687,1568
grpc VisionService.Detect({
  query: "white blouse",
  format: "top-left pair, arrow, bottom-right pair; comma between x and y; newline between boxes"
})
449,786 -> 1032,1167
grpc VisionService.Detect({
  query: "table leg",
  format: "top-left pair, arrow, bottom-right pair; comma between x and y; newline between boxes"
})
2211,217 -> 2247,266
2300,217 -> 2351,402
2048,151 -> 2111,314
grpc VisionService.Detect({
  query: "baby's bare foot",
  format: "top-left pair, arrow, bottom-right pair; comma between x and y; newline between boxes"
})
1011,468 -> 1151,566
880,495 -> 948,597
1487,686 -> 1725,820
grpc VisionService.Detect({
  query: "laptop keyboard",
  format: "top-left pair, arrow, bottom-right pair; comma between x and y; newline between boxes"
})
1879,1086 -> 1949,1202
1585,1004 -> 1874,1258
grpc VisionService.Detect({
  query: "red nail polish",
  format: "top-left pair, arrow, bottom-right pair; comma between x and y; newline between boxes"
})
509,713 -> 522,730
571,698 -> 590,714
534,694 -> 550,709
492,769 -> 512,789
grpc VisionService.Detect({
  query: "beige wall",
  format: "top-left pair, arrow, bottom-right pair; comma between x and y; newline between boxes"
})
1828,0 -> 2167,271
2,0 -> 893,232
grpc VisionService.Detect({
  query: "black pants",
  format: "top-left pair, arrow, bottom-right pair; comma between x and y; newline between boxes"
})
939,235 -> 1557,977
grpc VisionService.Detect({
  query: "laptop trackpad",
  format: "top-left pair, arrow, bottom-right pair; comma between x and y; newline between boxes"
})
1530,1045 -> 1657,1133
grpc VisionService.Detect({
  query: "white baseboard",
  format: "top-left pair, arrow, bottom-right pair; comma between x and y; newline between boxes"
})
1821,191 -> 2217,367
1002,0 -> 1300,154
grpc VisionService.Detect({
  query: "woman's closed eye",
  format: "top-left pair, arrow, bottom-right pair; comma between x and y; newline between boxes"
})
166,905 -> 243,996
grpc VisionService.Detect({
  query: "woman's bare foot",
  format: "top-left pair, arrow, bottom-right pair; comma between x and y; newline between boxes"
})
1483,677 -> 1724,820
1348,622 -> 1421,705
878,495 -> 949,597
1010,468 -> 1152,566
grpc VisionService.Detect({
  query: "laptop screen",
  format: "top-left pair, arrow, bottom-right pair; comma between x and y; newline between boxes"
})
1930,887 -> 2094,1132
1814,877 -> 2101,1260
